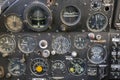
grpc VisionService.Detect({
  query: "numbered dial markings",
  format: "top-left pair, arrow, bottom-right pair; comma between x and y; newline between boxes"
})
87,13 -> 108,32
18,36 -> 36,54
52,36 -> 71,54
8,58 -> 26,76
87,44 -> 107,64
0,35 -> 16,54
68,58 -> 85,76
74,35 -> 88,49
30,58 -> 48,76
5,14 -> 23,32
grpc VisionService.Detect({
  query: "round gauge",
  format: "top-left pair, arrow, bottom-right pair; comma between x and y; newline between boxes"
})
0,35 -> 16,54
52,60 -> 66,71
68,58 -> 85,76
18,36 -> 36,54
5,14 -> 23,32
87,13 -> 108,32
51,60 -> 66,76
74,35 -> 88,49
60,5 -> 81,26
91,0 -> 101,10
87,44 -> 107,64
52,36 -> 71,54
8,58 -> 26,76
24,1 -> 52,31
30,58 -> 48,76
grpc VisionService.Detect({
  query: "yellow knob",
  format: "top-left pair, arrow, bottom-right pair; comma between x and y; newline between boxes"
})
36,66 -> 43,73
69,67 -> 75,73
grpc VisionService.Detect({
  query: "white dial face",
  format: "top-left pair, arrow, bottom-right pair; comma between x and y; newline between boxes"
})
5,14 -> 23,32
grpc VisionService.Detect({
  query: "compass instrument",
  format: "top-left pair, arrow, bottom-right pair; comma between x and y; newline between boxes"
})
24,1 -> 52,31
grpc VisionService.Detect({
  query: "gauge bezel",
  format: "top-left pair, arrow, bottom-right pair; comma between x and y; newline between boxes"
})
87,12 -> 108,32
4,13 -> 23,32
60,5 -> 81,26
8,58 -> 26,76
119,14 -> 120,21
68,58 -> 86,76
0,34 -> 16,54
18,35 -> 37,54
39,40 -> 48,49
103,0 -> 111,4
30,58 -> 49,76
24,1 -> 52,32
74,35 -> 88,49
52,36 -> 71,54
87,44 -> 107,64
90,0 -> 102,11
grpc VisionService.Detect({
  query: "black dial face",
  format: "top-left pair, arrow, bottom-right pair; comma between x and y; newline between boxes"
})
8,58 -> 26,76
87,13 -> 108,32
5,14 -> 23,32
52,60 -> 66,76
74,35 -> 88,49
25,2 -> 52,31
61,6 -> 81,26
91,0 -> 101,10
18,36 -> 36,54
30,58 -> 48,76
0,35 -> 16,54
68,58 -> 85,76
52,36 -> 71,54
87,44 -> 107,64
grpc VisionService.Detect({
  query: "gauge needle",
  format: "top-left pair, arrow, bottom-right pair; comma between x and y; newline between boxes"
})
10,65 -> 19,71
71,62 -> 76,65
5,38 -> 9,44
21,43 -> 28,46
95,15 -> 98,28
58,44 -> 61,50
13,16 -> 16,22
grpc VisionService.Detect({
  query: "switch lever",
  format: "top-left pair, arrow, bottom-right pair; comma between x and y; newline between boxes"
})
0,66 -> 4,78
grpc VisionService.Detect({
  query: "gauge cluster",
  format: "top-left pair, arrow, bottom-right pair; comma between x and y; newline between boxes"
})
0,32 -> 110,80
0,0 -> 114,32
0,0 -> 119,80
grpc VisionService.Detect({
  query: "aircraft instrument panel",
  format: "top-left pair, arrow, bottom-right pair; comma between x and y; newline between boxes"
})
0,0 -> 120,80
